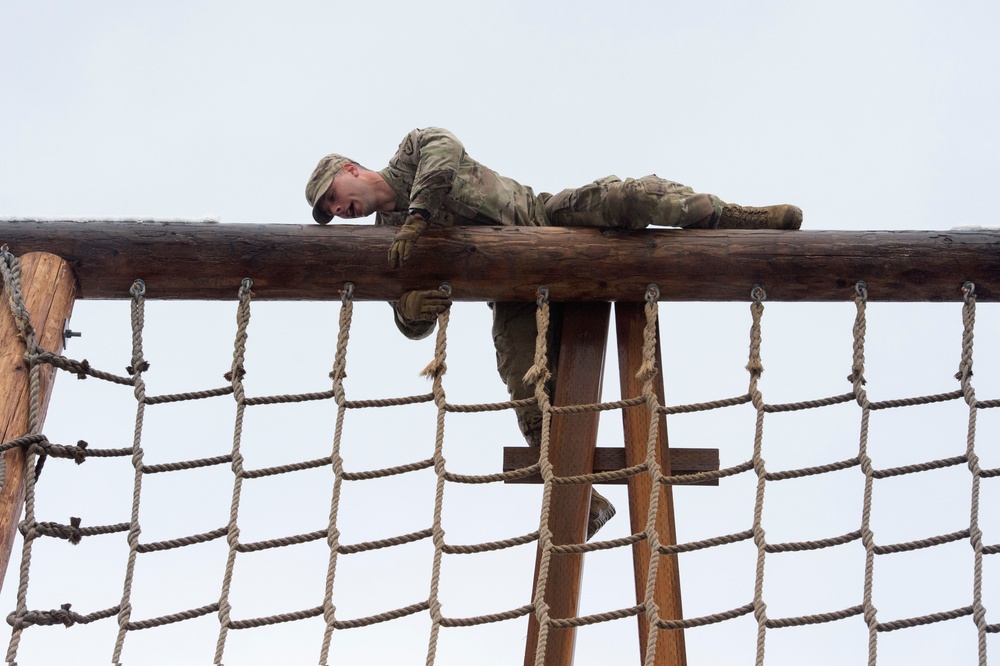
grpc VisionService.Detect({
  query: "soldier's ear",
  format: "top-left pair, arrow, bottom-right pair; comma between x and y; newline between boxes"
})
341,163 -> 360,177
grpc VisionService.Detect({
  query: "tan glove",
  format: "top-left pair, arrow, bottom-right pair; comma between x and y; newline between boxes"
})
388,214 -> 428,269
396,288 -> 452,323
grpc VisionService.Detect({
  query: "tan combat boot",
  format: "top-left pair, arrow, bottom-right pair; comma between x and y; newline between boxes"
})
587,489 -> 616,540
717,204 -> 802,230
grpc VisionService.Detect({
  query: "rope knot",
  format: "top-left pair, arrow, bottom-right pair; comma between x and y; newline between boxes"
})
522,364 -> 551,387
73,440 -> 89,465
224,365 -> 246,382
126,360 -> 149,376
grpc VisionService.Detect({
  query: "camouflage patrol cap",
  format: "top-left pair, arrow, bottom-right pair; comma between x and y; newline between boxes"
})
305,153 -> 355,225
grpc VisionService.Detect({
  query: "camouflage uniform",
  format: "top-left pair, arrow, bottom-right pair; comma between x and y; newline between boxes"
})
385,128 -> 723,448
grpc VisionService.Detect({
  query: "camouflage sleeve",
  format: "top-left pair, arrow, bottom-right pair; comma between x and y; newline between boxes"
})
388,302 -> 436,340
403,128 -> 464,221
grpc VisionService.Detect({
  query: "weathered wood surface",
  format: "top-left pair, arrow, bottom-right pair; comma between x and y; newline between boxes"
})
616,302 -> 686,665
0,253 -> 76,594
1,220 -> 997,302
523,303 -> 610,666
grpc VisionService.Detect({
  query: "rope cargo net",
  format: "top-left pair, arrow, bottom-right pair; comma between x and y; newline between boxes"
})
0,246 -> 997,665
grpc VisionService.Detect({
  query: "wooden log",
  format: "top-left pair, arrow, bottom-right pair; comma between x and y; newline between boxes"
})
1,221 -> 998,302
502,446 -> 719,486
524,303 -> 610,666
616,302 -> 685,665
0,252 -> 77,594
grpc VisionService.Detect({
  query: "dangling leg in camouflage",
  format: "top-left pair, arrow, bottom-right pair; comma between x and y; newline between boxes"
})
491,301 -> 616,541
542,175 -> 801,230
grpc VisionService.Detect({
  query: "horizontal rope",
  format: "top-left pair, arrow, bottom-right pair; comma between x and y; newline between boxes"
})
658,603 -> 755,630
8,604 -> 120,629
138,527 -> 228,553
868,390 -> 963,410
343,394 -> 434,409
244,389 -> 342,406
767,530 -> 861,553
552,461 -> 648,486
765,457 -> 860,481
766,605 -> 864,628
238,530 -> 328,553
553,532 -> 646,555
23,519 -> 129,544
127,603 -> 219,630
660,529 -> 755,556
328,601 -> 430,630
145,387 -> 233,405
228,605 -> 323,630
877,605 -> 973,632
444,464 -> 540,484
873,529 -> 970,555
442,531 -> 539,555
550,396 -> 646,415
242,456 -> 332,479
763,393 -> 856,413
337,529 -> 433,555
873,455 -> 967,479
31,351 -> 135,385
661,394 -> 752,415
439,604 -> 534,627
549,604 -> 644,629
445,397 -> 535,413
661,460 -> 754,485
341,458 -> 434,481
143,455 -> 232,474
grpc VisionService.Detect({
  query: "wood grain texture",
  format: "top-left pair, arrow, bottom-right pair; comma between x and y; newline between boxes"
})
0,253 -> 76,594
1,221 -> 996,302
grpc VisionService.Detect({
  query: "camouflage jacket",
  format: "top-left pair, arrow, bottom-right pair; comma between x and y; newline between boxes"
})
375,127 -> 547,228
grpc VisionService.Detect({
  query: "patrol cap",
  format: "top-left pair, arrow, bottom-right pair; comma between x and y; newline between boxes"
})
305,153 -> 355,225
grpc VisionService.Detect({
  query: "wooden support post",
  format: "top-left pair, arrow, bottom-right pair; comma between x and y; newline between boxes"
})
524,302 -> 611,666
0,252 -> 76,594
615,302 -> 686,665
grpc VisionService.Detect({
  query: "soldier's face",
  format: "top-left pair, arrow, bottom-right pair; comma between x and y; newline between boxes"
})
320,165 -> 377,220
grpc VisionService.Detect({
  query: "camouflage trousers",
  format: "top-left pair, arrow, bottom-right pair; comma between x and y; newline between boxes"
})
539,174 -> 723,230
495,175 -> 719,446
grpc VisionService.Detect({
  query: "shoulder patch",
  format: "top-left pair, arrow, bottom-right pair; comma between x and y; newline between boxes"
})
403,136 -> 414,155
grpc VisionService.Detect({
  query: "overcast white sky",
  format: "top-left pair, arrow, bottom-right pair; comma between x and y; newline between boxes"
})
1,1 -> 998,665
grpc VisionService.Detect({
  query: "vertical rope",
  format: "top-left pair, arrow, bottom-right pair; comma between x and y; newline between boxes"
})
424,284 -> 452,666
319,283 -> 354,665
850,281 -> 878,666
639,285 -> 665,666
214,278 -> 254,665
111,279 -> 149,665
747,285 -> 769,666
957,283 -> 987,665
1,248 -> 43,664
526,287 -> 556,666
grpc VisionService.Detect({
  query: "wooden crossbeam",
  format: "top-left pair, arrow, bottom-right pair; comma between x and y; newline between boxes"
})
503,446 -> 720,486
1,221 -> 997,302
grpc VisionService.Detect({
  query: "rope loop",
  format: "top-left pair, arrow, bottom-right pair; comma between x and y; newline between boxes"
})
855,281 -> 868,301
239,277 -> 253,294
645,283 -> 660,303
962,281 -> 975,303
751,284 -> 766,303
129,279 -> 146,299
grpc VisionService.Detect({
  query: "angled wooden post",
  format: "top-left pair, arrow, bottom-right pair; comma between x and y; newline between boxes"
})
0,252 -> 76,594
524,302 -> 611,666
616,302 -> 686,665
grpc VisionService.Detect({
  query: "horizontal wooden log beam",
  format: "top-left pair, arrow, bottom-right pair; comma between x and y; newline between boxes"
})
1,220 -> 997,302
503,446 -> 720,486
